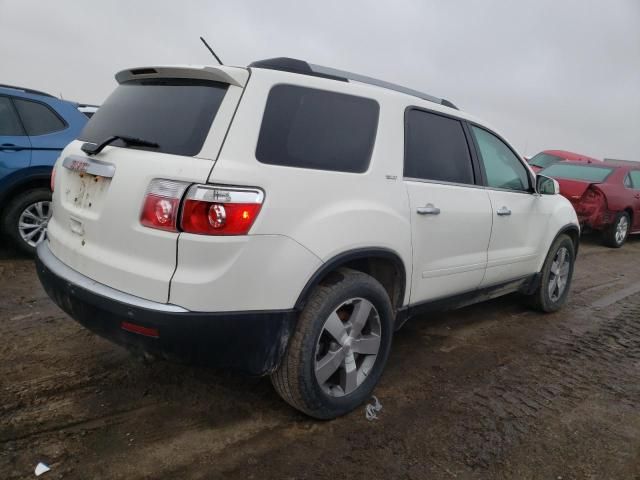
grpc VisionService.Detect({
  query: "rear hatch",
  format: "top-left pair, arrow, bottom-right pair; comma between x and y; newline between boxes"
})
47,66 -> 248,303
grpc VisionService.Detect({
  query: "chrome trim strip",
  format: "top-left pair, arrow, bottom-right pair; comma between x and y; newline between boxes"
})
37,242 -> 189,313
186,184 -> 265,204
62,155 -> 116,178
403,177 -> 534,195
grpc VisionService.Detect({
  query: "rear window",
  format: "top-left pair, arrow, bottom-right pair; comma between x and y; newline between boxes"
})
256,85 -> 379,173
79,79 -> 228,156
529,152 -> 563,168
541,163 -> 613,182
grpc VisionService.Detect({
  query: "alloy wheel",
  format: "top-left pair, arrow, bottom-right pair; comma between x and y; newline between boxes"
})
18,201 -> 51,247
615,216 -> 629,245
548,246 -> 571,302
314,298 -> 381,397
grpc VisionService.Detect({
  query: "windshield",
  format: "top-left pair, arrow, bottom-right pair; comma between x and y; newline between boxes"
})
541,163 -> 613,182
79,78 -> 228,157
529,152 -> 563,168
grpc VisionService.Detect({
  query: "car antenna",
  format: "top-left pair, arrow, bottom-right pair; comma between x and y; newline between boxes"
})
200,36 -> 223,65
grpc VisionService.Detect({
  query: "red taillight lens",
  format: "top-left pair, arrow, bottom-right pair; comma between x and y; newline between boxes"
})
140,179 -> 189,232
181,185 -> 264,235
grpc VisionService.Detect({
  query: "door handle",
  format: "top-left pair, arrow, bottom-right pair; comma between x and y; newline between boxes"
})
0,143 -> 25,152
496,206 -> 512,216
417,203 -> 441,215
635,194 -> 640,199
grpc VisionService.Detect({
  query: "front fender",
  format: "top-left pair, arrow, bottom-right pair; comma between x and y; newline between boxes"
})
536,195 -> 580,271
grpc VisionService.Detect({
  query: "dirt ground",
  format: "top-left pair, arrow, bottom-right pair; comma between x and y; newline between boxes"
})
1,235 -> 640,480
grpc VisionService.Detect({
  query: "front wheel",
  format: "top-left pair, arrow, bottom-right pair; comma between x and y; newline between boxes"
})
2,188 -> 52,256
271,268 -> 394,419
524,234 -> 575,313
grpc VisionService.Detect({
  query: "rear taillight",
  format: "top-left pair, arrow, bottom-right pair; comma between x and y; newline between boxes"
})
181,185 -> 264,235
582,186 -> 605,205
50,164 -> 57,192
140,179 -> 190,232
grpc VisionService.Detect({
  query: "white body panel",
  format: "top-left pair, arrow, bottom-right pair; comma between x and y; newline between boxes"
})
482,190 -> 549,286
196,68 -> 414,306
405,181 -> 492,302
170,234 -> 321,311
48,144 -> 215,303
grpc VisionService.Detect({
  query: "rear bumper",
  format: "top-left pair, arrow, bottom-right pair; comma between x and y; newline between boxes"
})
35,241 -> 296,375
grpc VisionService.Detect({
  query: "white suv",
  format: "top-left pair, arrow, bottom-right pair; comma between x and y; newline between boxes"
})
36,58 -> 579,419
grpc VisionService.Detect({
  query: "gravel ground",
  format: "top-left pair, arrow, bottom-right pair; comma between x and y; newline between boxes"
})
1,235 -> 640,479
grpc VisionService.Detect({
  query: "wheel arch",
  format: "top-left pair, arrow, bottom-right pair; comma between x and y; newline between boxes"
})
0,167 -> 52,217
554,223 -> 581,257
294,247 -> 407,312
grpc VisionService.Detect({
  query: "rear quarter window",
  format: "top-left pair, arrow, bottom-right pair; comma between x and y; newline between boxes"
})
256,85 -> 379,173
14,98 -> 67,136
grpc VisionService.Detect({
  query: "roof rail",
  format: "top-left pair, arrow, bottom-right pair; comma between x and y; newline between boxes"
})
0,83 -> 55,98
249,57 -> 458,110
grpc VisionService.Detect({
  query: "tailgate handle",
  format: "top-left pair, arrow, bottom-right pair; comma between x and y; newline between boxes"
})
62,155 -> 115,178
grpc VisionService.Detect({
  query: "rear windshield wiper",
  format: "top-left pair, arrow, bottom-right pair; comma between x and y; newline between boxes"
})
81,135 -> 159,156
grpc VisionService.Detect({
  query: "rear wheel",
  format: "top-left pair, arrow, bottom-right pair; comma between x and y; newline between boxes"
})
524,234 -> 575,313
2,188 -> 52,256
603,212 -> 630,248
271,268 -> 394,419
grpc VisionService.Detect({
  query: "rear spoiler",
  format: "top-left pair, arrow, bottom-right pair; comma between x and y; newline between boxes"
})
115,65 -> 249,88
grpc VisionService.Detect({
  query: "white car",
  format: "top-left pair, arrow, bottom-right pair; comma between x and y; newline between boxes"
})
36,58 -> 579,419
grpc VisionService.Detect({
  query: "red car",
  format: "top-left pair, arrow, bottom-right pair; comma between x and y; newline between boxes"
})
539,161 -> 640,247
528,150 -> 602,172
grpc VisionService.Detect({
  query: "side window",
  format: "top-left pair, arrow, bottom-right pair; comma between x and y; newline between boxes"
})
624,174 -> 633,188
256,85 -> 379,173
404,109 -> 474,184
0,97 -> 25,136
471,126 -> 530,192
629,171 -> 640,190
13,98 -> 66,136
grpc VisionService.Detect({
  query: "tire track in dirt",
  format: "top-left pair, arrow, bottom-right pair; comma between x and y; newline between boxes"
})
452,295 -> 640,469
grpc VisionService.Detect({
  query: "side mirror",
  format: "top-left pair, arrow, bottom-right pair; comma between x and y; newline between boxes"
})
536,175 -> 560,195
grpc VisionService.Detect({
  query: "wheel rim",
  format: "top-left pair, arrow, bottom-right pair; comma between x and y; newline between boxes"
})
314,298 -> 381,397
548,246 -> 571,302
615,216 -> 629,244
18,201 -> 51,247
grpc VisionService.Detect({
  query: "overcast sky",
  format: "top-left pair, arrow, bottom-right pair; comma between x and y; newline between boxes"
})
1,0 -> 638,159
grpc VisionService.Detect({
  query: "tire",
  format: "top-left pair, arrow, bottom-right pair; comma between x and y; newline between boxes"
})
271,268 -> 394,419
1,188 -> 52,256
525,234 -> 575,313
602,212 -> 630,248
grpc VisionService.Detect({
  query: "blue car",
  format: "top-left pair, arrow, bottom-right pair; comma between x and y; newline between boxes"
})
0,84 -> 96,254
